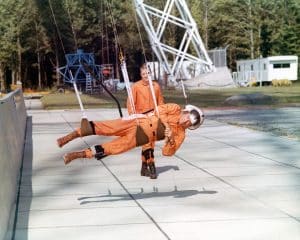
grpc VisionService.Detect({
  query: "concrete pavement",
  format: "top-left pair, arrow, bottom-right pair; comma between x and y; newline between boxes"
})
206,107 -> 300,141
13,100 -> 300,239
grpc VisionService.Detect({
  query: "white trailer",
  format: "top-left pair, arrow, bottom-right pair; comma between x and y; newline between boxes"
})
233,55 -> 298,86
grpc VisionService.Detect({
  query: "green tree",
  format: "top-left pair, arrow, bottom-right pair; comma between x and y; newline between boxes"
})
270,0 -> 300,56
20,0 -> 52,89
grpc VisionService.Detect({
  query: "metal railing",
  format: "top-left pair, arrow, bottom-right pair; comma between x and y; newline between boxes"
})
232,70 -> 268,86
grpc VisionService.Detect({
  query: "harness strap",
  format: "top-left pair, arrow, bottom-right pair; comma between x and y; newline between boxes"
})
156,118 -> 166,140
136,125 -> 149,146
142,109 -> 154,114
142,148 -> 154,160
80,119 -> 94,136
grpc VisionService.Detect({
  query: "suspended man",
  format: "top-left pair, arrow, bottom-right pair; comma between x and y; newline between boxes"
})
57,103 -> 204,179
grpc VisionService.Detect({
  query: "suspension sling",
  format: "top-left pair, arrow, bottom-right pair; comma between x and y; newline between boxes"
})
132,2 -> 167,141
105,0 -> 149,147
68,71 -> 94,136
119,51 -> 149,146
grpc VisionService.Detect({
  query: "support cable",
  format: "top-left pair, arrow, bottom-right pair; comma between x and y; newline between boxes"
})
65,0 -> 78,50
132,1 -> 160,116
106,0 -> 137,117
50,0 -> 123,117
48,0 -> 66,56
133,0 -> 187,103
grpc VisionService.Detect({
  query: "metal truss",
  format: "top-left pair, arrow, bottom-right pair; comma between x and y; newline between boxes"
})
134,0 -> 214,83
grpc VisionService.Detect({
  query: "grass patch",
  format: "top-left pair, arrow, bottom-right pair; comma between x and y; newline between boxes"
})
41,84 -> 300,110
41,92 -> 112,109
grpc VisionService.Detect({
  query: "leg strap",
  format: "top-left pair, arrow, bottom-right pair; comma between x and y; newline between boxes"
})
94,145 -> 106,160
142,148 -> 154,160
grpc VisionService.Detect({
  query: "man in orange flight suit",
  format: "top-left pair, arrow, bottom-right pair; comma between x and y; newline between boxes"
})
127,64 -> 164,179
57,104 -> 204,179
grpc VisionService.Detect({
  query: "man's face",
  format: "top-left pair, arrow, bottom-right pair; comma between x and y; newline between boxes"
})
179,112 -> 192,129
141,68 -> 149,82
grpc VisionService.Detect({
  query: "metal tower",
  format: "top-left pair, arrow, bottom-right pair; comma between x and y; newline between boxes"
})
58,49 -> 101,90
134,0 -> 214,83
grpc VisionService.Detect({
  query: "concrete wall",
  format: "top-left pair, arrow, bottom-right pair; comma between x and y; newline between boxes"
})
0,89 -> 27,240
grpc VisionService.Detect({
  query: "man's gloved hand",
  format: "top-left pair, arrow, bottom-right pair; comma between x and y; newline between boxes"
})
164,124 -> 175,145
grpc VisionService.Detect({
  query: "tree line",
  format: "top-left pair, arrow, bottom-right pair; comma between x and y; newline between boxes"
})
0,0 -> 299,92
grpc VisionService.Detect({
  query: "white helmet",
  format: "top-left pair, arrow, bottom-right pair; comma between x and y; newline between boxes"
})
184,104 -> 205,130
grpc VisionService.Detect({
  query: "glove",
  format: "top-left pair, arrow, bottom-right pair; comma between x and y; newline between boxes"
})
164,124 -> 175,145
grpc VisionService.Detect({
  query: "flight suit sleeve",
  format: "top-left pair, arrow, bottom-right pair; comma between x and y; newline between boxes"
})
162,128 -> 185,156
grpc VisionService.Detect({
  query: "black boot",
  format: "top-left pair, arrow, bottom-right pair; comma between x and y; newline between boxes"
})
94,145 -> 107,160
148,162 -> 157,179
141,162 -> 150,176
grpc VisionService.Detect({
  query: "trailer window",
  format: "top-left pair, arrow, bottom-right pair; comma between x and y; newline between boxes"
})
282,63 -> 290,68
273,63 -> 290,68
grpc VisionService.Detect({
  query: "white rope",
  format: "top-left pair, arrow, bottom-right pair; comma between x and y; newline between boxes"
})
106,0 -> 137,116
179,71 -> 188,104
119,53 -> 136,115
133,2 -> 159,116
145,65 -> 159,116
69,71 -> 87,119
180,79 -> 187,103
48,0 -> 66,55
65,0 -> 78,49
133,0 -> 189,106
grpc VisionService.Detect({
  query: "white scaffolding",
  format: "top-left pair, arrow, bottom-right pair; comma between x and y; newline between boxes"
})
134,0 -> 214,84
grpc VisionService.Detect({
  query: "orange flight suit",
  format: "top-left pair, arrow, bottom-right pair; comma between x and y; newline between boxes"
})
91,103 -> 185,157
127,80 -> 164,114
127,80 -> 164,163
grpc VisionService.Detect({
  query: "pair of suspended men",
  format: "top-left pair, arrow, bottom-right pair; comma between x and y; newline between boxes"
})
57,65 -> 204,179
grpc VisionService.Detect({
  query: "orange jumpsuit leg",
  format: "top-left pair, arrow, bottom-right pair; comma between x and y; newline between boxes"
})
91,118 -> 138,155
140,116 -> 158,179
102,133 -> 137,155
63,116 -> 161,167
92,116 -> 158,156
92,118 -> 137,137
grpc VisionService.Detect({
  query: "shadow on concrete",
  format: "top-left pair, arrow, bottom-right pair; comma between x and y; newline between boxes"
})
156,165 -> 180,175
78,188 -> 217,204
12,117 -> 33,240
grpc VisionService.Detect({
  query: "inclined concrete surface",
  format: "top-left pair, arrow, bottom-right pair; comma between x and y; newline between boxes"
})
0,89 -> 26,240
13,99 -> 300,240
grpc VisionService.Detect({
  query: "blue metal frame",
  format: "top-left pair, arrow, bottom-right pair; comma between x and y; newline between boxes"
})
58,49 -> 102,84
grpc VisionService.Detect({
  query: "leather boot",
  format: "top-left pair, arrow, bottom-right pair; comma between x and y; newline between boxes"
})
64,149 -> 91,165
140,162 -> 150,177
148,162 -> 157,179
57,130 -> 80,148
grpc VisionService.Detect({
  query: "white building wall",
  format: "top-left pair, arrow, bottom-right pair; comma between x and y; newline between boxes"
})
267,56 -> 298,81
234,55 -> 298,85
